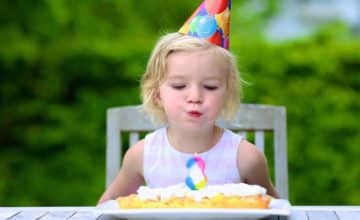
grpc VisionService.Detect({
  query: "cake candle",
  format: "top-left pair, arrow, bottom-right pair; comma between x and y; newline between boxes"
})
185,154 -> 207,190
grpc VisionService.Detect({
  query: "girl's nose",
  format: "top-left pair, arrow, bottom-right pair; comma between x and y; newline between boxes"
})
187,86 -> 202,103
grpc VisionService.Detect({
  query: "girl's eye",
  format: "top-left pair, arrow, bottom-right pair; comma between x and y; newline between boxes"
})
204,85 -> 218,90
171,85 -> 186,90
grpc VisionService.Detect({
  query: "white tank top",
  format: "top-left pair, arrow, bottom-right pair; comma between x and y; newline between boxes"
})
143,127 -> 243,188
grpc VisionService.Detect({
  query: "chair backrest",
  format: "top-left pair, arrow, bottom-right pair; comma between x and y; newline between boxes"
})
106,104 -> 288,198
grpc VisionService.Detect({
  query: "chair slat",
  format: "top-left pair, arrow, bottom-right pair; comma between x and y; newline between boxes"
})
255,131 -> 265,152
106,110 -> 121,188
238,131 -> 247,139
274,106 -> 288,199
129,132 -> 140,146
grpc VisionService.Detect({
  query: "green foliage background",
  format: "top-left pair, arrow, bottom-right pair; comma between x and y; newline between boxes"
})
0,0 -> 359,205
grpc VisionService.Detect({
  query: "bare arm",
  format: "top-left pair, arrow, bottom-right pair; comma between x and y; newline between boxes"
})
238,140 -> 279,198
97,140 -> 145,204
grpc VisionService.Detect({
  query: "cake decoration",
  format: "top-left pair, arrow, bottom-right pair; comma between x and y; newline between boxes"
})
117,183 -> 271,209
185,155 -> 207,190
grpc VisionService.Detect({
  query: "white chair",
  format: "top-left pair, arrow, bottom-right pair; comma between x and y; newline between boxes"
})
106,104 -> 288,198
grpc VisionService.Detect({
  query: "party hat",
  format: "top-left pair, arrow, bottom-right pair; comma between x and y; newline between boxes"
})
179,0 -> 231,49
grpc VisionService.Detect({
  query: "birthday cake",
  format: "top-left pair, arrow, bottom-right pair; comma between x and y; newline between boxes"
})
117,183 -> 271,209
117,154 -> 270,209
116,129 -> 271,209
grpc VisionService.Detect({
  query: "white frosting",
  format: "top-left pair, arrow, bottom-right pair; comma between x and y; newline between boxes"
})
136,183 -> 267,202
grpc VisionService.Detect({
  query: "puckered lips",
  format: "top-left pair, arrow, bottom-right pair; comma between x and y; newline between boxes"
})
187,110 -> 202,118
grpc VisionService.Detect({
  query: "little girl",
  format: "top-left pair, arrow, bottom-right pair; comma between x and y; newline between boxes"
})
98,32 -> 279,204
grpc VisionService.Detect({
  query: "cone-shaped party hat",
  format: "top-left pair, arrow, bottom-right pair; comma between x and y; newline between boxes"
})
179,0 -> 231,49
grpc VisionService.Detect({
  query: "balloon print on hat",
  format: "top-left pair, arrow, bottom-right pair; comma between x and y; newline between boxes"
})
179,0 -> 231,49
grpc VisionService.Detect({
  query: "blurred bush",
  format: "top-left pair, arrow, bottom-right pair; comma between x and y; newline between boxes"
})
237,30 -> 360,205
0,0 -> 359,205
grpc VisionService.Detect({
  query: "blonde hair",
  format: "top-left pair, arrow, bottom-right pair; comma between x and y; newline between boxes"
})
141,32 -> 242,124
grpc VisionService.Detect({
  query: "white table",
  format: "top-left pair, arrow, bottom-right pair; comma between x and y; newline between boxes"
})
0,206 -> 359,220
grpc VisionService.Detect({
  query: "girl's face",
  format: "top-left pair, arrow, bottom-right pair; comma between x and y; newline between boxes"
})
158,49 -> 227,130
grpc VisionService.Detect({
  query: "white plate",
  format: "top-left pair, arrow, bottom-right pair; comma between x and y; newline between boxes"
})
96,199 -> 291,219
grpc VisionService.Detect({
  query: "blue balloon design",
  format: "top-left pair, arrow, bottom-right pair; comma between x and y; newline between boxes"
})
190,16 -> 201,33
196,15 -> 217,38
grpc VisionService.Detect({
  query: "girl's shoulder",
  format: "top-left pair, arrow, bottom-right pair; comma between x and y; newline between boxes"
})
236,139 -> 278,197
124,139 -> 145,166
238,140 -> 267,174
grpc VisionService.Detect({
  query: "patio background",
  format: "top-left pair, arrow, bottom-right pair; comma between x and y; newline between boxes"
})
0,0 -> 359,206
